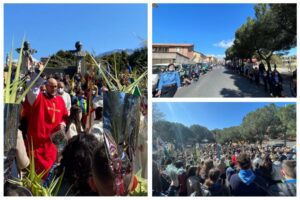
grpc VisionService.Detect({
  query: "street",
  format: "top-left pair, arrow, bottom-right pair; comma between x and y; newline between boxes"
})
175,66 -> 289,97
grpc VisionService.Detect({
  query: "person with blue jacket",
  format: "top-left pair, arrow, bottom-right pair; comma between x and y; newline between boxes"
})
156,64 -> 181,97
229,153 -> 267,196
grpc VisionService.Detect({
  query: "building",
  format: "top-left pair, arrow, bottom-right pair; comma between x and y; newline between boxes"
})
152,43 -> 195,65
153,43 -> 194,59
192,51 -> 207,63
152,52 -> 192,65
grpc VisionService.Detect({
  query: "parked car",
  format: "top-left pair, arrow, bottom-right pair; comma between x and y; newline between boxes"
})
197,62 -> 209,74
181,64 -> 193,79
191,65 -> 200,81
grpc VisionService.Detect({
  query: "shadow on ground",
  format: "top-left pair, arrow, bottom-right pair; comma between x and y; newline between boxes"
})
221,69 -> 270,97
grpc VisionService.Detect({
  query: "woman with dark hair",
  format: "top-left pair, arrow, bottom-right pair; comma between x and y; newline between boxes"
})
199,160 -> 214,184
254,154 -> 275,187
201,168 -> 229,196
66,105 -> 83,140
187,166 -> 202,196
155,63 -> 181,97
88,140 -> 115,196
56,133 -> 100,196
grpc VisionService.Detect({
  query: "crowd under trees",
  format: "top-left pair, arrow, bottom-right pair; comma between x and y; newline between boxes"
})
153,104 -> 296,147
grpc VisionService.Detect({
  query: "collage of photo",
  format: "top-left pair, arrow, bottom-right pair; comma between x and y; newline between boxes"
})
2,1 -> 297,197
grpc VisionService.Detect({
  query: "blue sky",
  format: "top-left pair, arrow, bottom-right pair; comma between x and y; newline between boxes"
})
4,4 -> 147,60
153,4 -> 297,57
154,102 -> 296,130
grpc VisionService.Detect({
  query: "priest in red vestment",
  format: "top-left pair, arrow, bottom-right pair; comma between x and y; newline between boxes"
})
24,64 -> 68,176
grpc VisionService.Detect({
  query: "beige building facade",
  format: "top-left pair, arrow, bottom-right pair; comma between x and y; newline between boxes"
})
153,43 -> 219,65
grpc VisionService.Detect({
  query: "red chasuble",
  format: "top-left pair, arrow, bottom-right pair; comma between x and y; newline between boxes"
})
25,92 -> 68,176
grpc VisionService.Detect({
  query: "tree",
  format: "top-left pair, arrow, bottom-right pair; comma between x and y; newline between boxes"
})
98,51 -> 129,74
128,47 -> 147,71
269,4 -> 296,36
233,17 -> 257,61
153,120 -> 215,148
152,104 -> 165,122
242,103 -> 281,144
213,126 -> 243,144
253,4 -> 296,69
153,103 -> 295,147
226,4 -> 296,69
190,125 -> 215,143
277,104 -> 296,140
47,50 -> 76,68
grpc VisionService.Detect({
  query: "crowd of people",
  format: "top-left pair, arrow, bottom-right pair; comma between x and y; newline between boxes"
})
153,142 -> 296,196
5,62 -> 148,196
226,61 -> 284,97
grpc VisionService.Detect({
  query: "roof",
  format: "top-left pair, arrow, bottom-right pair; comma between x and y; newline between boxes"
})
153,43 -> 194,47
152,51 -> 190,59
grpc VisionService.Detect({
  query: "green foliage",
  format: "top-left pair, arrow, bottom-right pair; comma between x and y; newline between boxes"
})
214,126 -> 243,144
277,104 -> 296,138
47,50 -> 76,68
153,121 -> 215,147
96,47 -> 147,75
154,103 -> 296,145
128,47 -> 147,72
190,125 -> 215,143
8,140 -> 65,196
226,4 -> 296,68
89,53 -> 147,94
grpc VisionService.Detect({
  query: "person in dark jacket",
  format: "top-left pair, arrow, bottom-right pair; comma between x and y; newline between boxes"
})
226,161 -> 236,187
254,154 -> 276,187
271,66 -> 283,97
187,171 -> 202,196
268,160 -> 296,196
230,153 -> 268,196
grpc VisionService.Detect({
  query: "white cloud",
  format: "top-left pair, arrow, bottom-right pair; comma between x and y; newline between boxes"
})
213,39 -> 234,48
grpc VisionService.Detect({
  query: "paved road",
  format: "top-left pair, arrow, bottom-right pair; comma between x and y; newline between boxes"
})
175,66 -> 270,97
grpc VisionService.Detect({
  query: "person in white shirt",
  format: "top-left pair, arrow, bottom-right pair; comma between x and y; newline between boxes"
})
58,82 -> 71,115
89,96 -> 103,141
66,105 -> 83,140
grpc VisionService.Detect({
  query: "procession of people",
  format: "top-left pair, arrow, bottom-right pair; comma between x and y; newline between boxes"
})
4,41 -> 148,196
